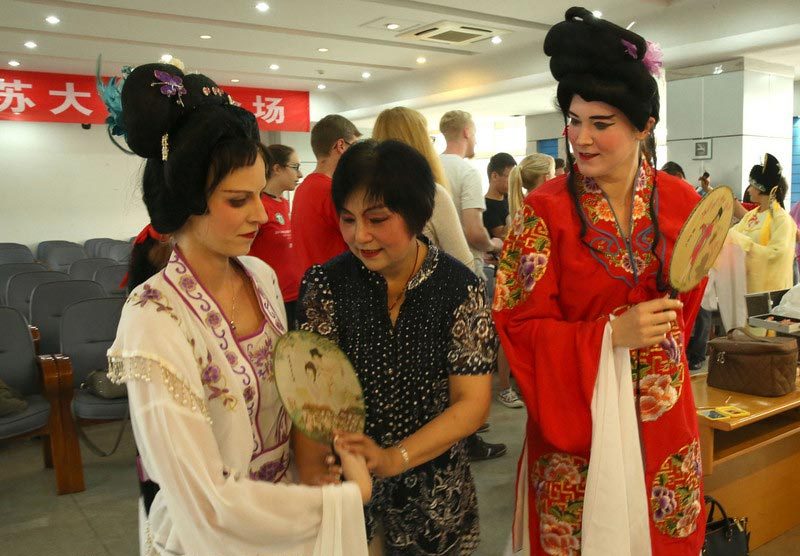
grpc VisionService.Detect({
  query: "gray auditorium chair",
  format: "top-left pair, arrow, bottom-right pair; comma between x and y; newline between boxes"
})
60,297 -> 127,423
42,243 -> 87,273
30,281 -> 105,355
0,306 -> 84,494
36,240 -> 78,261
83,238 -> 114,258
97,239 -> 125,259
94,264 -> 128,297
107,242 -> 132,263
68,257 -> 116,280
0,262 -> 46,304
6,271 -> 69,319
0,243 -> 35,264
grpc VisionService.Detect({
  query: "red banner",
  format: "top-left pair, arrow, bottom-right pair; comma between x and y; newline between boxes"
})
0,69 -> 310,132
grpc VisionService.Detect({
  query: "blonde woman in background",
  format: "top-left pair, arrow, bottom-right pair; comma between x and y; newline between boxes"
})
372,107 -> 474,270
507,153 -> 556,221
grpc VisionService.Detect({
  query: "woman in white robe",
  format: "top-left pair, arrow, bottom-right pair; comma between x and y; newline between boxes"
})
105,62 -> 370,556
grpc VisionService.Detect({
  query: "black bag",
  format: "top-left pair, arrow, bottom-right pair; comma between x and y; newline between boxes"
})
81,369 -> 127,399
703,495 -> 749,556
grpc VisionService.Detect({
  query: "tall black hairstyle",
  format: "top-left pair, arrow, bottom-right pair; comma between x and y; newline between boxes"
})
487,152 -> 518,180
264,144 -> 296,178
331,139 -> 435,236
121,63 -> 262,235
749,153 -> 787,208
544,6 -> 667,291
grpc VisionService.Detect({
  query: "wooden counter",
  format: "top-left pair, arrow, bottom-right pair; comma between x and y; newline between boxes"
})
691,374 -> 800,549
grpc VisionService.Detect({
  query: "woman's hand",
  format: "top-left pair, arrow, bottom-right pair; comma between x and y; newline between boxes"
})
610,297 -> 682,349
335,432 -> 401,478
334,437 -> 372,503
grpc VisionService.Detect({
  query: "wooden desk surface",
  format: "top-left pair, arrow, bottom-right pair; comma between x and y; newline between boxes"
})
690,373 -> 800,431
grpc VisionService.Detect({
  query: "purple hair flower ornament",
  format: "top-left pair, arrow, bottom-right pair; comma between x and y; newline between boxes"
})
152,70 -> 187,107
621,39 -> 664,78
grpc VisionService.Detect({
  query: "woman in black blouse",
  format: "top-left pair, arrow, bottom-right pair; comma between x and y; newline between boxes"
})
296,139 -> 496,555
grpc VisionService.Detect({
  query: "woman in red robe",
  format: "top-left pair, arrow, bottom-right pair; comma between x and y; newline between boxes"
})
494,8 -> 706,556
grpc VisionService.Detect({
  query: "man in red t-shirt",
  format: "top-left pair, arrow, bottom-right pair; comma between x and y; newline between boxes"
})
291,114 -> 361,274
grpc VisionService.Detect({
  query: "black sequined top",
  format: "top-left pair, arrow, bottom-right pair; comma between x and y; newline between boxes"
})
297,242 -> 497,555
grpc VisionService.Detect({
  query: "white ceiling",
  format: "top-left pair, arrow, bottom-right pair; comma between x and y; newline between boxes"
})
2,0 -> 799,124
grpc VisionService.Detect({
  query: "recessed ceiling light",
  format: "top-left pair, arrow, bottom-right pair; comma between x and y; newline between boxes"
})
160,54 -> 173,63
713,65 -> 724,75
24,41 -> 38,49
416,57 -> 427,64
386,23 -> 400,30
199,34 -> 212,40
592,10 -> 603,18
626,21 -> 636,30
317,83 -> 327,90
45,15 -> 60,25
269,63 -> 280,70
8,60 -> 21,67
491,36 -> 502,45
231,79 -> 240,83
255,2 -> 269,12
317,47 -> 329,53
361,71 -> 371,79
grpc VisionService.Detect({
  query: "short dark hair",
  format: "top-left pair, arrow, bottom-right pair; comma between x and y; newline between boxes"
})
554,158 -> 566,170
660,161 -> 685,179
263,144 -> 295,178
310,115 -> 361,158
487,152 -> 517,179
332,139 -> 435,236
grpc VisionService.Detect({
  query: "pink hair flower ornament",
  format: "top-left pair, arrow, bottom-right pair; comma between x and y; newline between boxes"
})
621,39 -> 663,78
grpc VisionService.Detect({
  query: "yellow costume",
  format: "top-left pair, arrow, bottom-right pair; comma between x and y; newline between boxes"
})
728,202 -> 796,293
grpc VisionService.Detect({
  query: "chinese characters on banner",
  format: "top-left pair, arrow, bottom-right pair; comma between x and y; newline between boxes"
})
0,69 -> 310,132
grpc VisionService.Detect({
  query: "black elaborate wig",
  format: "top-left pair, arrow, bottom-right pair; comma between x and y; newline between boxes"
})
749,153 -> 787,208
121,63 -> 262,235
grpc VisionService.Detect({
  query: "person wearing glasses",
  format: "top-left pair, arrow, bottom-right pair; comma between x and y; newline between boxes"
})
292,114 -> 362,273
248,143 -> 305,329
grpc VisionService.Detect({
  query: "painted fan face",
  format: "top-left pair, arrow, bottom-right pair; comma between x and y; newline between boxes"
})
670,186 -> 734,292
273,331 -> 365,444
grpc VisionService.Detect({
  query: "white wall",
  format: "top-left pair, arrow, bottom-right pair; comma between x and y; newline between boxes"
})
524,112 -> 565,157
794,80 -> 800,116
666,65 -> 793,196
0,121 -> 148,250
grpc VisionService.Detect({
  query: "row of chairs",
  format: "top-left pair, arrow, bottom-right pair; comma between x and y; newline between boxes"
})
2,262 -> 127,306
0,298 -> 125,494
0,239 -> 132,271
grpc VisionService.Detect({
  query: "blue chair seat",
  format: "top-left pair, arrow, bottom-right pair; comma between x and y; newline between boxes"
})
0,394 -> 50,439
72,390 -> 128,420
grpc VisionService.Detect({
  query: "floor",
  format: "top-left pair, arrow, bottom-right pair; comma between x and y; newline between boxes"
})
1,392 -> 799,555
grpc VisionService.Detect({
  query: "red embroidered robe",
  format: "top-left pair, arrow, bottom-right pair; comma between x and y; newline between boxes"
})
493,163 -> 707,556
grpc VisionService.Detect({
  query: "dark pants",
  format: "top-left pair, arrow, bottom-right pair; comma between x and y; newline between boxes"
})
284,300 -> 297,331
686,308 -> 711,365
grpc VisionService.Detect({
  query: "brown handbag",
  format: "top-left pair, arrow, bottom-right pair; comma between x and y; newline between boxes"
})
707,327 -> 798,397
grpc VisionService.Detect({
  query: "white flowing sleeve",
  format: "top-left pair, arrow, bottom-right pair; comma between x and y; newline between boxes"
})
109,296 -> 366,556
